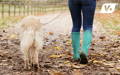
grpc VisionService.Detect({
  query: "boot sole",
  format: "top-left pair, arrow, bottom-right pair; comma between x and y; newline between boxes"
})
80,52 -> 88,64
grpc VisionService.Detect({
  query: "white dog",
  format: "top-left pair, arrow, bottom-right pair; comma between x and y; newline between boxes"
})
17,16 -> 43,71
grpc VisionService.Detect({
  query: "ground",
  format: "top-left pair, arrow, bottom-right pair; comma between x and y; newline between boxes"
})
0,12 -> 120,75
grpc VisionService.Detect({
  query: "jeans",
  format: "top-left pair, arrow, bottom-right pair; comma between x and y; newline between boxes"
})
68,0 -> 96,32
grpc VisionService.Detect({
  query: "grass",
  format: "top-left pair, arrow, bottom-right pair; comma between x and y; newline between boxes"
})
0,16 -> 23,29
95,10 -> 120,35
0,9 -> 68,29
0,4 -> 68,29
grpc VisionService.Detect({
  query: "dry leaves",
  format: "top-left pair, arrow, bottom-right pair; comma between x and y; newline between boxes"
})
72,69 -> 83,75
99,36 -> 106,41
49,54 -> 65,58
48,70 -> 64,75
72,64 -> 86,69
115,65 -> 120,72
48,32 -> 54,35
103,62 -> 115,68
8,34 -> 17,39
54,46 -> 62,50
93,60 -> 103,64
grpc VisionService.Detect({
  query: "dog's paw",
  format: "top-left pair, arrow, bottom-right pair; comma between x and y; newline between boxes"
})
24,66 -> 31,71
24,63 -> 31,71
32,64 -> 39,72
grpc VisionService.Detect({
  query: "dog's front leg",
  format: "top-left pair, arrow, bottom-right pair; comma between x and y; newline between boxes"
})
21,47 -> 31,70
32,48 -> 39,71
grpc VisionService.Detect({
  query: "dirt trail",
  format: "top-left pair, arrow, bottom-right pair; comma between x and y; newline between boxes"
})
0,12 -> 120,75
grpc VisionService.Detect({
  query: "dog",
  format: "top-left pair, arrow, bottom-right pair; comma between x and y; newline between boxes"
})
17,16 -> 43,71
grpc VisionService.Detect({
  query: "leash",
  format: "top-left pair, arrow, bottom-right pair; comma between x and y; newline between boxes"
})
42,11 -> 64,25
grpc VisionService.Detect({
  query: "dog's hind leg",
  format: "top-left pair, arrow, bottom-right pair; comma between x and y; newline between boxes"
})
20,32 -> 34,70
21,45 -> 30,70
29,44 -> 39,71
31,31 -> 43,71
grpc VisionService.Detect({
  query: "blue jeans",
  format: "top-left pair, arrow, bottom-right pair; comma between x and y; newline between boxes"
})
68,0 -> 96,32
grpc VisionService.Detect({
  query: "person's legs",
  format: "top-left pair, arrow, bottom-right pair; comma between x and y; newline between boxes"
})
80,0 -> 96,63
68,0 -> 82,60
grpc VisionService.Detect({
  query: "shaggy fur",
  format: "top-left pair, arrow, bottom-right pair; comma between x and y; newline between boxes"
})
17,16 -> 43,71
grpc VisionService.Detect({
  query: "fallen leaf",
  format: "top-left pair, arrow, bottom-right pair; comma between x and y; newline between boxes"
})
54,46 -> 62,50
64,61 -> 70,64
48,70 -> 64,75
72,69 -> 83,75
53,72 -> 64,75
72,64 -> 86,69
103,62 -> 115,68
48,32 -> 54,35
0,63 -> 8,66
0,35 -> 3,37
99,36 -> 106,40
63,61 -> 72,67
118,60 -> 120,62
93,60 -> 103,64
109,68 -> 120,74
8,34 -> 17,39
116,65 -> 120,72
66,40 -> 72,45
113,31 -> 120,36
3,30 -> 6,33
49,54 -> 65,58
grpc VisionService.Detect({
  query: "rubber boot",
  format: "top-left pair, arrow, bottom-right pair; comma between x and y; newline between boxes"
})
80,30 -> 92,64
71,32 -> 80,60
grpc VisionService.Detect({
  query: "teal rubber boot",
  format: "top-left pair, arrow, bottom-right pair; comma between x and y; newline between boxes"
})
80,30 -> 92,64
71,32 -> 80,60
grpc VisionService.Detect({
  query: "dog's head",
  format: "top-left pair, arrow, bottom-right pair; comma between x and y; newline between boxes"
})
17,16 -> 42,32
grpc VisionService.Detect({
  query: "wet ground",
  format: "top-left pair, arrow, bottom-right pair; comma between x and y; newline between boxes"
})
0,12 -> 120,75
